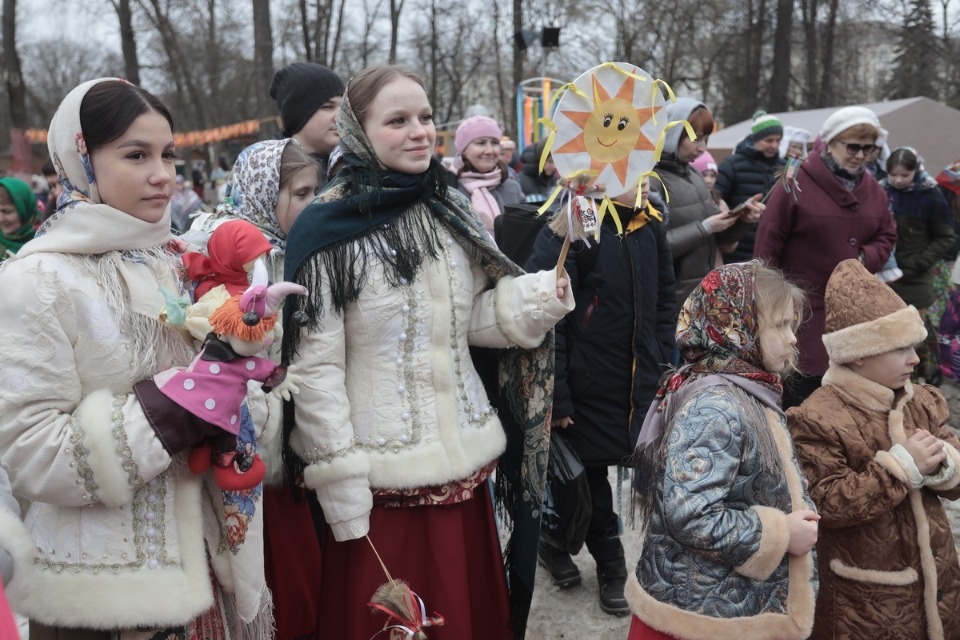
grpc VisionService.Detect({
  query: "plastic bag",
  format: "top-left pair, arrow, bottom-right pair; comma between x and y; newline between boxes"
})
541,431 -> 592,555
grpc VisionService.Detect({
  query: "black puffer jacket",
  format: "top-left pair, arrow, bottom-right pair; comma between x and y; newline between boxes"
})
517,142 -> 559,202
715,137 -> 784,263
525,203 -> 677,465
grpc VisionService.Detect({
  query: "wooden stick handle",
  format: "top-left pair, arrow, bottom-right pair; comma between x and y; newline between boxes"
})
556,235 -> 571,279
366,534 -> 395,583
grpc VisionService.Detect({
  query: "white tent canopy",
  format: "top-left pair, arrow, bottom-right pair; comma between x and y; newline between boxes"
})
707,97 -> 960,175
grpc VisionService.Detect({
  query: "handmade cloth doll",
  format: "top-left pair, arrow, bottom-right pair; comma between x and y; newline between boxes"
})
181,218 -> 274,341
159,264 -> 306,490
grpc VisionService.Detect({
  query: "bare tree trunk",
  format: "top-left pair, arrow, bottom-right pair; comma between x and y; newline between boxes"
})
317,0 -> 338,66
110,0 -> 141,85
207,0 -> 221,106
330,0 -> 347,70
252,0 -> 273,114
139,0 -> 210,129
2,0 -> 28,129
745,0 -> 767,112
818,0 -> 839,106
512,0 -> 523,146
299,0 -> 312,61
800,0 -> 820,106
429,0 -> 438,107
491,0 -> 509,135
388,0 -> 404,64
769,0 -> 793,110
360,0 -> 384,68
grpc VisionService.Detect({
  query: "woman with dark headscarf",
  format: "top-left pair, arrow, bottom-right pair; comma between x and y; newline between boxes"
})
281,65 -> 573,639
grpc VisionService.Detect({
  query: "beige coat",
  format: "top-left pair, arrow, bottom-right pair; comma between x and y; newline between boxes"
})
0,250 -> 266,629
290,219 -> 573,542
789,365 -> 960,640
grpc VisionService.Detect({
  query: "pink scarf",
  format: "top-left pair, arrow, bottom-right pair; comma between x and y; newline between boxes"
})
458,170 -> 502,235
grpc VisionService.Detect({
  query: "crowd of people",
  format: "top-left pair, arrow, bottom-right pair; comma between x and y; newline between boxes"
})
0,61 -> 959,640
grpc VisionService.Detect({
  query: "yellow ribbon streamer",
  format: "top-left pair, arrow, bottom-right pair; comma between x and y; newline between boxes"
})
598,61 -> 650,84
653,119 -> 697,165
630,171 -> 666,216
649,79 -> 677,126
546,82 -> 589,116
646,170 -> 670,204
537,183 -> 566,216
535,117 -> 558,174
595,196 -> 624,236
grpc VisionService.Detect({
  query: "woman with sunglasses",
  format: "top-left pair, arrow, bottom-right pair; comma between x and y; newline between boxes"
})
755,106 -> 897,408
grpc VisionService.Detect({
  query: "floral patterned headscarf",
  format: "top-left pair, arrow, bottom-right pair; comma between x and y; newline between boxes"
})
636,262 -> 787,507
664,261 -> 783,401
217,139 -> 292,249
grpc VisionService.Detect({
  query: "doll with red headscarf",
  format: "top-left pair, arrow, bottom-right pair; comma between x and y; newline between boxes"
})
180,218 -> 274,341
157,260 -> 305,490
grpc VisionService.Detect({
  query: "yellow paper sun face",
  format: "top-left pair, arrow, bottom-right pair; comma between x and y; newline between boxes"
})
582,82 -> 644,164
550,63 -> 667,198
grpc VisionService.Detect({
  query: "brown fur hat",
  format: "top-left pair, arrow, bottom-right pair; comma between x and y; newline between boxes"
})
821,259 -> 927,364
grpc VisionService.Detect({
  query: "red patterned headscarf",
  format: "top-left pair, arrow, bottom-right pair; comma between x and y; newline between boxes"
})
183,219 -> 273,299
662,261 -> 783,402
936,160 -> 960,198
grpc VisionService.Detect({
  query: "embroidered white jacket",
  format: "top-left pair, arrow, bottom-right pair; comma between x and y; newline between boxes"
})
0,252 -> 264,629
290,225 -> 573,541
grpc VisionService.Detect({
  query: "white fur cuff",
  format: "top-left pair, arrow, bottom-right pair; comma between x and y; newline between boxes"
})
78,389 -> 135,507
889,444 -> 924,488
735,505 -> 789,581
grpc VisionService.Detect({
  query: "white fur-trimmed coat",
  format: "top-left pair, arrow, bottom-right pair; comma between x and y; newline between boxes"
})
289,223 -> 573,541
0,251 -> 265,630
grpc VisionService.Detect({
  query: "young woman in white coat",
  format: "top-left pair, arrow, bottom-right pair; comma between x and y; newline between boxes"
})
0,78 -> 270,640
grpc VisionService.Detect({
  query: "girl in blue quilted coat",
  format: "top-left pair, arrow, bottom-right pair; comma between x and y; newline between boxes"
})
626,261 -> 819,640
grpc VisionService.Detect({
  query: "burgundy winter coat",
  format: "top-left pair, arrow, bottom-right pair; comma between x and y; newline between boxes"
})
754,152 -> 897,375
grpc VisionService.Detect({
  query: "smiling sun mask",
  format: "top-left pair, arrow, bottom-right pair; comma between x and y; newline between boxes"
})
548,62 -> 670,199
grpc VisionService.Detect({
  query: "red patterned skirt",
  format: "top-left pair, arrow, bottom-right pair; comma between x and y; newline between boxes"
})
316,480 -> 511,639
263,484 -> 325,640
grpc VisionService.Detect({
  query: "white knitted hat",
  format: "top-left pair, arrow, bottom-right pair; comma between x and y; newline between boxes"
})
819,106 -> 880,144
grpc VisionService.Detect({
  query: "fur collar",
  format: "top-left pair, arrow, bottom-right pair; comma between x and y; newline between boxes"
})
821,362 -> 914,412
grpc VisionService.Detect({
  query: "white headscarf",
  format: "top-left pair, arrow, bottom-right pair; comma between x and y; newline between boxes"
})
17,78 -> 177,317
778,125 -> 811,159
